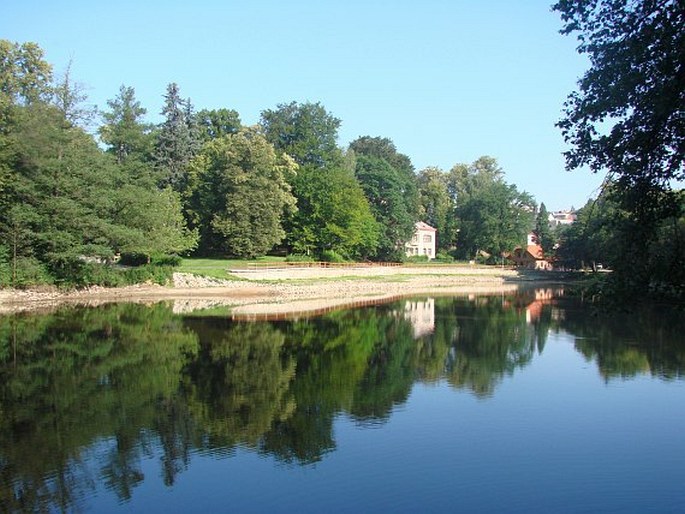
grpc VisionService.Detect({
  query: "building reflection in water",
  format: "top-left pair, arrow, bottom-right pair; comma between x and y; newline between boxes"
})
404,298 -> 435,338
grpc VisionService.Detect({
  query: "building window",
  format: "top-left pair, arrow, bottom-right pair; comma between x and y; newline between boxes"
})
412,235 -> 418,243
422,235 -> 432,243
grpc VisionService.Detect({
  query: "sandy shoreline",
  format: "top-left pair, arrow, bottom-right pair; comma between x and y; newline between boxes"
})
0,266 -> 564,317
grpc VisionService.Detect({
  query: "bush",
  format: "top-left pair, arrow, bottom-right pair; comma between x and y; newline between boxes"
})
0,255 -> 53,288
320,250 -> 346,263
119,253 -> 150,266
0,245 -> 10,287
435,251 -> 454,263
151,254 -> 182,267
123,264 -> 174,286
405,255 -> 430,263
55,261 -> 175,288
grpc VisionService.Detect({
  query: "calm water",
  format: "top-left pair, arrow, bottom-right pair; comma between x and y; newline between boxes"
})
0,290 -> 683,513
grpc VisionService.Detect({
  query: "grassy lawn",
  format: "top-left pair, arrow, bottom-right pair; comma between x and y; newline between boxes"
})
177,256 -> 285,280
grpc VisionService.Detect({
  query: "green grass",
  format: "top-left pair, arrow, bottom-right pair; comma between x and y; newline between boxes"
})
177,256 -> 285,280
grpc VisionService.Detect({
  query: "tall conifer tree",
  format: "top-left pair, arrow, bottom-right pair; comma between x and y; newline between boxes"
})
155,83 -> 198,191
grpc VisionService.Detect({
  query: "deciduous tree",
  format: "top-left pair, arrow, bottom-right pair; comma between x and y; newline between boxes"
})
261,101 -> 342,169
554,0 -> 685,299
355,155 -> 415,261
189,128 -> 297,258
417,167 -> 454,251
553,0 -> 684,189
196,108 -> 241,143
453,157 -> 535,260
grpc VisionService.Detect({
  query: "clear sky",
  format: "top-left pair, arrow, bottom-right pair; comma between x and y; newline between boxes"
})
3,0 -> 605,210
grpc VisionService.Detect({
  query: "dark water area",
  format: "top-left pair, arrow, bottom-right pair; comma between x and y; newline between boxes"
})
0,290 -> 683,513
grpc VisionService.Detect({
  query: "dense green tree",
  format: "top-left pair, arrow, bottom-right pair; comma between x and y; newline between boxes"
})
348,136 -> 415,176
3,104 -> 121,272
260,102 -> 378,258
452,157 -> 535,260
287,164 -> 379,259
155,83 -> 199,191
558,186 -> 684,298
349,136 -> 420,221
533,202 -> 555,255
554,0 -> 685,300
417,167 -> 453,251
0,44 -> 196,285
111,185 -> 198,257
99,85 -> 153,167
553,0 -> 684,190
0,40 -> 52,109
189,127 -> 297,257
449,156 -> 504,200
1,40 -> 53,220
261,101 -> 343,168
559,193 -> 627,271
196,108 -> 241,143
355,155 -> 415,261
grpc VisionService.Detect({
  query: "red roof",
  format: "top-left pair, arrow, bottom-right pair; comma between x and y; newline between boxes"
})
525,244 -> 544,259
508,244 -> 545,262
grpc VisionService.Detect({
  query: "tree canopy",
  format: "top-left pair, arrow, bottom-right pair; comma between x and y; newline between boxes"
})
188,128 -> 297,258
99,85 -> 153,167
554,0 -> 684,189
261,101 -> 342,169
452,157 -> 535,260
354,154 -> 415,261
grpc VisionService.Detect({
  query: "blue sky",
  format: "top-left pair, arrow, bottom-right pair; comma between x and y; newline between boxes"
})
3,0 -> 604,210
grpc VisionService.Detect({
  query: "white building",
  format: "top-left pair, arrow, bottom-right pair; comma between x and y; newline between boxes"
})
548,210 -> 577,227
405,221 -> 436,259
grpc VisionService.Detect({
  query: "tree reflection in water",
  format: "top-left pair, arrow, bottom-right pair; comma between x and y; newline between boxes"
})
0,291 -> 682,510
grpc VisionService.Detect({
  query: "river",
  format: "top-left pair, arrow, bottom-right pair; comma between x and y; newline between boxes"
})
0,289 -> 683,512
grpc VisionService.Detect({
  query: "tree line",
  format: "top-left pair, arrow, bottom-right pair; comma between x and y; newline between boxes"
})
0,40 -> 538,286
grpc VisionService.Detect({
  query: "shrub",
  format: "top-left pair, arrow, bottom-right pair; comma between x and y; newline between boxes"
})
320,250 -> 346,263
119,253 -> 150,266
435,251 -> 454,263
405,255 -> 430,263
0,245 -> 10,287
1,256 -> 53,288
151,254 -> 182,267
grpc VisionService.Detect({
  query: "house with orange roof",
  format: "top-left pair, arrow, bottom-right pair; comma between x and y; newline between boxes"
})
508,243 -> 553,270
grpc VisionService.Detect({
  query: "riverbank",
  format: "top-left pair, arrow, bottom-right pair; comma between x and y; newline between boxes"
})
0,265 -> 566,316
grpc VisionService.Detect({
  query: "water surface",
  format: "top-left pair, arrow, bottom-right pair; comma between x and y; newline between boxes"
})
0,290 -> 683,512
